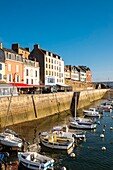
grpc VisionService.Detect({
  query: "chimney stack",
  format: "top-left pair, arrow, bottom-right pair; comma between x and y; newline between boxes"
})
34,44 -> 40,50
25,48 -> 30,52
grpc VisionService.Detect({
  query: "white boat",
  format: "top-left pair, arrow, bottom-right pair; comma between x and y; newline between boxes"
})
0,132 -> 23,148
70,121 -> 97,129
18,151 -> 54,170
70,117 -> 94,124
69,93 -> 97,129
52,125 -> 86,140
99,102 -> 112,112
39,133 -> 74,150
83,107 -> 101,117
40,125 -> 86,142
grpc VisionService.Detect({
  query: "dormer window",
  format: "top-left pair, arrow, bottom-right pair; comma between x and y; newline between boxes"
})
8,53 -> 11,59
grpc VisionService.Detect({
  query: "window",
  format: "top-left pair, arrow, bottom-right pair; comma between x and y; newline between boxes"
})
26,69 -> 29,76
26,79 -> 29,84
30,69 -> 33,77
17,75 -> 19,82
46,70 -> 48,75
0,64 -> 2,70
8,53 -> 11,59
31,79 -> 33,84
16,65 -> 19,72
8,64 -> 11,71
16,56 -> 20,61
9,74 -> 11,82
48,77 -> 55,83
0,74 -> 2,80
46,64 -> 48,68
35,71 -> 37,77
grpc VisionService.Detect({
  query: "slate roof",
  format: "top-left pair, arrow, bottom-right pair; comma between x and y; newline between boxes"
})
3,48 -> 17,54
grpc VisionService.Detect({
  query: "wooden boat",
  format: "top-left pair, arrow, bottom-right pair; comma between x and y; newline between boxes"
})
18,151 -> 54,170
0,132 -> 23,148
39,133 -> 74,150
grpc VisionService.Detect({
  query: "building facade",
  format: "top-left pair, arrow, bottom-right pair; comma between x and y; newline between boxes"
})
29,44 -> 64,86
23,58 -> 40,85
12,43 -> 30,59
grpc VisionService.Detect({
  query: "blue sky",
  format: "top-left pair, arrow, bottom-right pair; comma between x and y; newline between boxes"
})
0,0 -> 113,82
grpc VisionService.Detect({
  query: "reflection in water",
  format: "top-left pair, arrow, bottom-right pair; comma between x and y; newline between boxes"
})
0,99 -> 108,170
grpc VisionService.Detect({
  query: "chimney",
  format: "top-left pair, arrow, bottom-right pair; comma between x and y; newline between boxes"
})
34,44 -> 40,50
12,43 -> 19,53
0,43 -> 2,49
25,48 -> 30,52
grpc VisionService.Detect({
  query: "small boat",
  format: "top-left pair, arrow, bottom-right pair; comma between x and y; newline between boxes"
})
69,121 -> 97,129
0,132 -> 23,148
70,117 -> 94,124
83,107 -> 101,117
52,125 -> 86,141
18,151 -> 54,170
39,133 -> 74,150
40,125 -> 85,143
99,102 -> 112,112
69,94 -> 97,130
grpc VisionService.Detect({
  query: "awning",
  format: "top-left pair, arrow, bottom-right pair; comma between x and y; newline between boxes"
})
10,83 -> 33,88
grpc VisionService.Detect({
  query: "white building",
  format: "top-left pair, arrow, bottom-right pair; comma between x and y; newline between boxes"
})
23,58 -> 40,85
29,44 -> 64,86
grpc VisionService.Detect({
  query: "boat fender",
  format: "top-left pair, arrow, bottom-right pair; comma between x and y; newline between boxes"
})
103,129 -> 105,132
70,152 -> 76,157
100,134 -> 104,138
102,146 -> 106,151
110,127 -> 113,130
97,121 -> 100,125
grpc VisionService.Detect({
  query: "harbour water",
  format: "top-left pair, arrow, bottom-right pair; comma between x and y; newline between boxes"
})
1,99 -> 113,170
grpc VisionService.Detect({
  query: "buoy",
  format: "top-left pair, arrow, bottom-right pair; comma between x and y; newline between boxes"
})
61,167 -> 67,170
97,121 -> 100,125
103,129 -> 105,132
102,146 -> 106,151
100,134 -> 104,138
111,116 -> 113,119
70,152 -> 76,158
110,109 -> 112,113
103,124 -> 106,127
110,127 -> 113,130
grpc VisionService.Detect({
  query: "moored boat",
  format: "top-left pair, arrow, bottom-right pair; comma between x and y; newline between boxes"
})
83,107 -> 101,117
39,133 -> 74,150
18,151 -> 54,170
69,121 -> 97,130
0,132 -> 23,148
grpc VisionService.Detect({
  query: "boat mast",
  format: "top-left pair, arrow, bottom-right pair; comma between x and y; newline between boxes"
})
75,92 -> 77,119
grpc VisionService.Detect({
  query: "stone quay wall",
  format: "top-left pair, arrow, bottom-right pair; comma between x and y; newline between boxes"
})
0,89 -> 108,128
